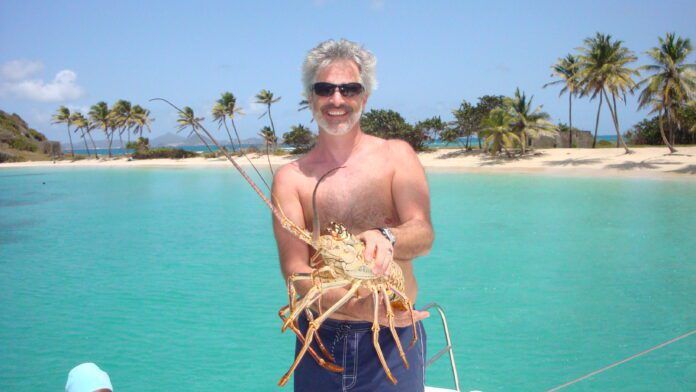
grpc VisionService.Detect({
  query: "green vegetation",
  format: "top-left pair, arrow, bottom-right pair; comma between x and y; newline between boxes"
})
544,54 -> 580,147
52,106 -> 75,157
637,33 -> 696,153
213,92 -> 245,153
0,110 -> 54,162
132,147 -> 197,159
282,124 -> 315,154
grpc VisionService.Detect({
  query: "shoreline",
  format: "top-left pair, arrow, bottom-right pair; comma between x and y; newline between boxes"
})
1,147 -> 695,181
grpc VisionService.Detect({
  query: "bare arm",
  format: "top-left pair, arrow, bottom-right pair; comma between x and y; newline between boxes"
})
358,140 -> 434,275
389,140 -> 434,260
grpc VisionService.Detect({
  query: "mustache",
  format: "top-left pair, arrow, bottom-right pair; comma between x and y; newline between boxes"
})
319,104 -> 352,112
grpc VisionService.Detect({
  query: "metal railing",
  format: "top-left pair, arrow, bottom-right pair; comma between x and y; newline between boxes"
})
421,302 -> 461,392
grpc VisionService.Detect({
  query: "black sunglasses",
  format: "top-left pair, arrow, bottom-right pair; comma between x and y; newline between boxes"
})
312,82 -> 364,97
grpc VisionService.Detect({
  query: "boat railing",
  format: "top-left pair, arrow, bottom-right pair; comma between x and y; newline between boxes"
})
421,302 -> 461,392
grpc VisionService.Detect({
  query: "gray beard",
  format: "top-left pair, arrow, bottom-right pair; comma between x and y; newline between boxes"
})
314,104 -> 363,136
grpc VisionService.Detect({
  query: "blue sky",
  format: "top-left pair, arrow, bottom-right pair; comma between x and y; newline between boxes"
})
1,0 -> 694,143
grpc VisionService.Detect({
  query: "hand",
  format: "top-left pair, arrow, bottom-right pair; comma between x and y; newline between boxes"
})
356,229 -> 393,276
353,295 -> 430,328
379,308 -> 430,328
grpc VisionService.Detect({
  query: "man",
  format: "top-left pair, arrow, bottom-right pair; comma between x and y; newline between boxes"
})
272,39 -> 434,391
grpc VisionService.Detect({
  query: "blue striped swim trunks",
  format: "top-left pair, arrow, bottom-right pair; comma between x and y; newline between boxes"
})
293,312 -> 427,391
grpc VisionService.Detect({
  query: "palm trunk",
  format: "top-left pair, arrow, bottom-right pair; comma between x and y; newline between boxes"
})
222,119 -> 236,153
67,125 -> 75,158
268,107 -> 279,161
266,141 -> 274,176
603,90 -> 631,154
592,93 -> 603,148
660,109 -> 677,153
80,130 -> 91,157
568,94 -> 573,148
477,131 -> 482,149
520,132 -> 527,155
231,119 -> 243,153
87,131 -> 99,158
465,133 -> 471,150
200,134 -> 214,153
118,130 -> 125,156
107,130 -> 114,158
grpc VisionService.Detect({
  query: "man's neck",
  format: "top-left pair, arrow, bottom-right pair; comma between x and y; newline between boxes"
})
314,127 -> 365,165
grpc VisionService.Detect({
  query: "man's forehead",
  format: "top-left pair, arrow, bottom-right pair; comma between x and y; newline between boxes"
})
315,59 -> 361,82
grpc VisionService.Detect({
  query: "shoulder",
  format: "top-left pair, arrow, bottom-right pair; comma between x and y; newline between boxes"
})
384,139 -> 420,166
273,161 -> 303,192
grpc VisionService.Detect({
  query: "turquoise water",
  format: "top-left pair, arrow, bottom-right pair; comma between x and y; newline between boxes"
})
1,168 -> 694,391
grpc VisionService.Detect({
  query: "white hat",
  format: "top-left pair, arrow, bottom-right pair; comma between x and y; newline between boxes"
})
65,363 -> 113,392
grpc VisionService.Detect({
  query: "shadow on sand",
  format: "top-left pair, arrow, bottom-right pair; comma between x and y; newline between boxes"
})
604,159 -> 681,171
478,152 -> 541,166
669,164 -> 696,174
544,157 -> 605,167
436,149 -> 482,159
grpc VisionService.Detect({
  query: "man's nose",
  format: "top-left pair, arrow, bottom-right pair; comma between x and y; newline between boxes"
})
328,89 -> 345,105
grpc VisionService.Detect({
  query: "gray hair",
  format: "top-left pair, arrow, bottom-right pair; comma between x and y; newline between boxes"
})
302,39 -> 377,98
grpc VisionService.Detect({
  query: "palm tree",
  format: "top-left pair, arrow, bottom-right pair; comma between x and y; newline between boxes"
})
544,54 -> 581,147
259,125 -> 277,175
69,112 -> 93,158
507,88 -> 557,154
577,33 -> 637,153
112,100 -> 133,155
52,106 -> 75,158
73,113 -> 99,158
89,102 -> 113,158
131,105 -> 154,140
211,103 -> 231,151
222,92 -> 246,151
637,33 -> 696,153
177,106 -> 214,153
480,107 -> 520,157
256,89 -> 281,143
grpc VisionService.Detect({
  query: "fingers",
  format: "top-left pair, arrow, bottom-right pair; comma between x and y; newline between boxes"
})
386,309 -> 429,328
358,230 -> 394,276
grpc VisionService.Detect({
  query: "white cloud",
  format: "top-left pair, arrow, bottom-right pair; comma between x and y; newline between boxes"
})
1,69 -> 85,102
0,60 -> 44,81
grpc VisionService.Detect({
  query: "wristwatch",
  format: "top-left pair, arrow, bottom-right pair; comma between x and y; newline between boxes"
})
377,227 -> 397,247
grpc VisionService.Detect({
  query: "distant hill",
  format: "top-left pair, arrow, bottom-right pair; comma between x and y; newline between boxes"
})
151,132 -> 187,147
0,110 -> 61,162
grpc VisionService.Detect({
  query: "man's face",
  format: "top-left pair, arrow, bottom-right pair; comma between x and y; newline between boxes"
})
310,60 -> 368,136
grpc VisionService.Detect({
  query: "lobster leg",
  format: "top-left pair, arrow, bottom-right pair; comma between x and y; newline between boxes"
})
386,285 -> 418,348
381,286 -> 409,369
277,305 -> 342,373
278,282 -> 361,387
283,279 -> 352,331
304,308 -> 335,363
371,286 -> 398,385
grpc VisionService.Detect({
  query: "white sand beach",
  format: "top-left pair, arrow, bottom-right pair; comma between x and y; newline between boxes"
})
2,147 -> 695,180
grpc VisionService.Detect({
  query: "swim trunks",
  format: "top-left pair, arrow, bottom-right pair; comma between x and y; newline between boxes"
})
293,312 -> 427,391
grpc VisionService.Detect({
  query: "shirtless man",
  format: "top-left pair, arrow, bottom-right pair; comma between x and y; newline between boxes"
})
272,39 -> 434,392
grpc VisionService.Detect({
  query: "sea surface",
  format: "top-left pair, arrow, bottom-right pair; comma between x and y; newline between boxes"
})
0,167 -> 694,391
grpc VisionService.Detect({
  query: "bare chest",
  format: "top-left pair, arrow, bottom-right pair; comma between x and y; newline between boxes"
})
298,165 -> 398,235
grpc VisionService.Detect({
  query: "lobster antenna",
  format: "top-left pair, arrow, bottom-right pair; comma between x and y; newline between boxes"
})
150,97 -> 286,219
149,98 -> 272,192
311,166 -> 344,244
